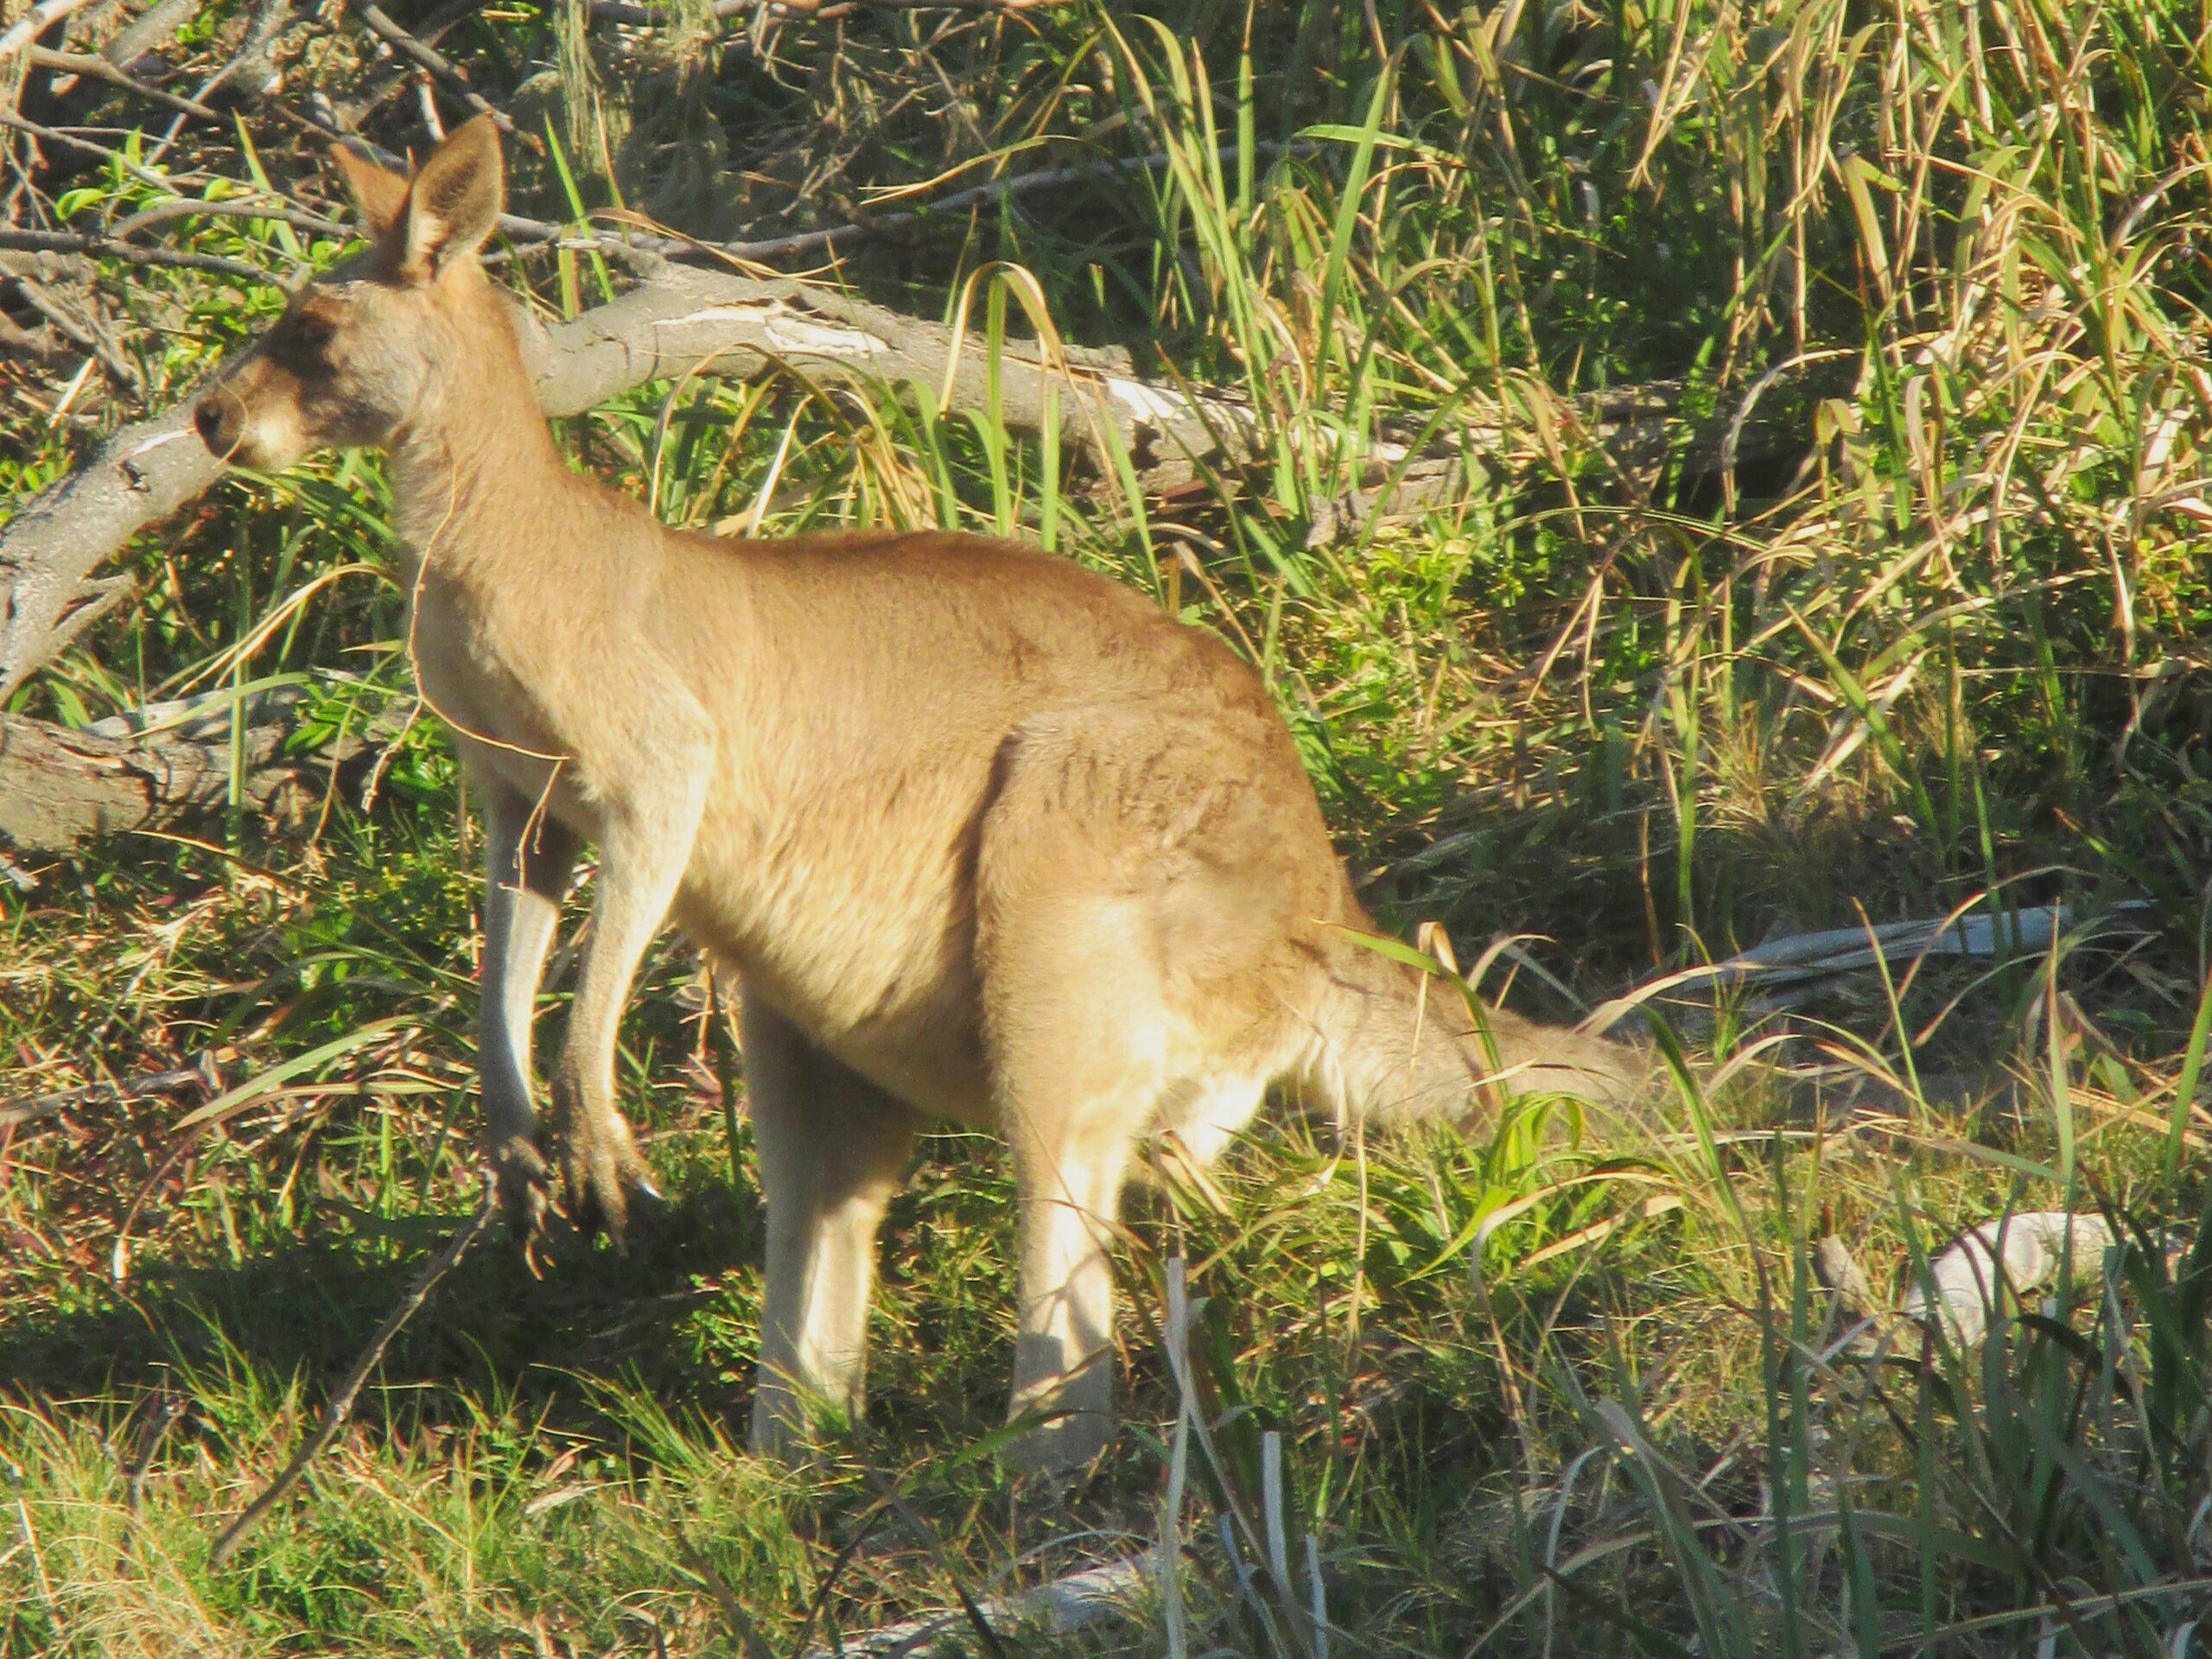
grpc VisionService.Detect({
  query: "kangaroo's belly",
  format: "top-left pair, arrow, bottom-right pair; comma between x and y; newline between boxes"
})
671,772 -> 998,1128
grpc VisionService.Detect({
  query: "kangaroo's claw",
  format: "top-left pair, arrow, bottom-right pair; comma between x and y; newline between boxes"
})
554,1120 -> 658,1251
489,1132 -> 555,1238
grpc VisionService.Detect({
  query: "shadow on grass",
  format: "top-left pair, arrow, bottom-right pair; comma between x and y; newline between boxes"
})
0,1172 -> 768,1445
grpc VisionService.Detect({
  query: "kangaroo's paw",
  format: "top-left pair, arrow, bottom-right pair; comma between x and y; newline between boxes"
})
487,1131 -> 555,1238
553,1117 -> 661,1250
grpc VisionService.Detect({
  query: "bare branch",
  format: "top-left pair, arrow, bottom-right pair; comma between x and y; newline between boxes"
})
111,194 -> 349,242
25,45 -> 223,123
0,1051 -> 233,1135
0,259 -> 1241,700
357,4 -> 519,139
7,269 -> 138,387
0,0 -> 111,73
0,225 -> 271,278
0,683 -> 397,853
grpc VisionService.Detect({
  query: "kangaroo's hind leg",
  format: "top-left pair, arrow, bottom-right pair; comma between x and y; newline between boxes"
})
996,1044 -> 1147,1475
976,709 -> 1325,1473
744,993 -> 923,1462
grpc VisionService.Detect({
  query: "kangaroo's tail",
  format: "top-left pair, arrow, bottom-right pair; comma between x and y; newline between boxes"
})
1299,926 -> 1647,1131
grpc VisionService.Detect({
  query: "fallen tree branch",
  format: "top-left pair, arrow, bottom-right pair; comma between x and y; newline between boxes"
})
0,679 -> 398,853
800,1549 -> 1156,1659
1592,901 -> 2153,1021
24,45 -> 224,124
0,245 -> 1794,703
0,1049 -> 234,1135
207,1173 -> 499,1570
0,226 -> 273,280
1900,1211 -> 2187,1348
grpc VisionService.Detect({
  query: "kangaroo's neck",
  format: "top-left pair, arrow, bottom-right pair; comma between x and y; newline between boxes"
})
385,283 -> 578,585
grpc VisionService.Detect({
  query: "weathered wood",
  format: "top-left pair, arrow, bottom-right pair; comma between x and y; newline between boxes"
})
1,251 -> 1814,702
0,685 -> 392,855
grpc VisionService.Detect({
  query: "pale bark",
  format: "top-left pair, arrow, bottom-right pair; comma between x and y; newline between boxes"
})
1,257 -> 1741,704
0,685 -> 393,855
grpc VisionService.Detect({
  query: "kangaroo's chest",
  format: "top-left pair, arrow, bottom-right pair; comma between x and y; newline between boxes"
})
408,584 -> 613,829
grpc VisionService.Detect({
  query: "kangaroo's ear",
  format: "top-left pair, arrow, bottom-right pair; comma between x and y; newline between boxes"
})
330,142 -> 410,244
399,114 -> 505,283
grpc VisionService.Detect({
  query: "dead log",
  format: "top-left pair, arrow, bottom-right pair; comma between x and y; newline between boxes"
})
0,257 -> 1272,701
0,682 -> 395,856
0,253 -> 1808,702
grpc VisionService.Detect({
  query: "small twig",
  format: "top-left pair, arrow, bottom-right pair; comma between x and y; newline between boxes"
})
0,107 -> 195,194
111,194 -> 350,242
24,47 -> 224,123
7,270 -> 139,389
0,312 -> 68,365
358,3 -> 521,140
207,1173 -> 499,1570
0,226 -> 273,281
0,1051 -> 232,1135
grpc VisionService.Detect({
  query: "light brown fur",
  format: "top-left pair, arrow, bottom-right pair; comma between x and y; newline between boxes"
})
194,118 -> 1643,1471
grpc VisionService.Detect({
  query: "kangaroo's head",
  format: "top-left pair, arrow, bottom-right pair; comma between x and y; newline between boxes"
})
194,115 -> 507,470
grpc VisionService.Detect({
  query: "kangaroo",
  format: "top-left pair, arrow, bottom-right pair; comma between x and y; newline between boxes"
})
192,116 -> 1642,1471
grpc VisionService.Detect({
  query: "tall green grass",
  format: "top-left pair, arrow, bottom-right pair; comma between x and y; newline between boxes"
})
2,0 -> 2209,1653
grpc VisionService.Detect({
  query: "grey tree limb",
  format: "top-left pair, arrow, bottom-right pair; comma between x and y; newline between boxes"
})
0,253 -> 1769,706
0,683 -> 394,854
0,259 -> 1241,702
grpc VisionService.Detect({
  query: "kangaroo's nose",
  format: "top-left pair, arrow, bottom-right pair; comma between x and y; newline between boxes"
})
193,396 -> 234,456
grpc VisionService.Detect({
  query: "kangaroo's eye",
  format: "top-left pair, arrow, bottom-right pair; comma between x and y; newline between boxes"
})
273,310 -> 337,366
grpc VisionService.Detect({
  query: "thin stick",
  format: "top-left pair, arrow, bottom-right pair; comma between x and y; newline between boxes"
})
207,1173 -> 499,1569
0,0 -> 108,72
0,1051 -> 232,1135
0,226 -> 273,281
23,47 -> 224,124
112,195 -> 351,243
358,4 -> 521,139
